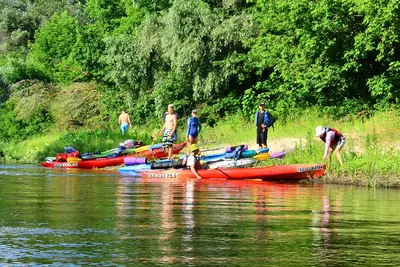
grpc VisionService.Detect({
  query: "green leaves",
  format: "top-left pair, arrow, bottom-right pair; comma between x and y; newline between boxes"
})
30,12 -> 82,82
246,0 -> 400,112
2,0 -> 400,143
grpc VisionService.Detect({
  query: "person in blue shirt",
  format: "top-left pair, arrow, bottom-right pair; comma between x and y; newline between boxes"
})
186,109 -> 202,154
255,102 -> 270,149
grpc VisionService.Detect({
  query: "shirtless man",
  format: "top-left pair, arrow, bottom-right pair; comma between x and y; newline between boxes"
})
160,104 -> 177,159
118,110 -> 132,134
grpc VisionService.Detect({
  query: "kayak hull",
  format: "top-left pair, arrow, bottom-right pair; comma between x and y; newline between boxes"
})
41,156 -> 125,169
141,163 -> 326,181
41,142 -> 187,169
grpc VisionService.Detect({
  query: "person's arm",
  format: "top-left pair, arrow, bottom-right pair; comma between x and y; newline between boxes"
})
190,165 -> 202,179
255,111 -> 258,127
118,116 -> 121,125
323,131 -> 334,159
159,122 -> 165,135
187,156 -> 201,179
128,115 -> 132,127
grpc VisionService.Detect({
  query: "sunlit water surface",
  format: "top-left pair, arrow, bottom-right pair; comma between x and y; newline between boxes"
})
0,164 -> 399,266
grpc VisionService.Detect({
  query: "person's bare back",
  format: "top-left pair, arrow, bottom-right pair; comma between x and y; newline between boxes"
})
119,110 -> 132,134
119,112 -> 130,124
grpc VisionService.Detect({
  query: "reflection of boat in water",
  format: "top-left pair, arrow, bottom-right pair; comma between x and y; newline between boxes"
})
142,163 -> 326,181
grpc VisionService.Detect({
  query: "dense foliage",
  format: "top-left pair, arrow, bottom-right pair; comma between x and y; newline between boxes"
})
1,0 -> 400,144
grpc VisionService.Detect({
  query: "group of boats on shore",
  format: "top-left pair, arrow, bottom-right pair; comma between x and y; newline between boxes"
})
41,141 -> 326,181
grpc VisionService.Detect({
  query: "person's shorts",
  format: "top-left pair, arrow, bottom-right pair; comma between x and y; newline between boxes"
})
162,130 -> 177,147
332,139 -> 346,150
120,123 -> 129,133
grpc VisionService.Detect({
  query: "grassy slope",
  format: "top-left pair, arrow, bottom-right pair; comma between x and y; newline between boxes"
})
2,108 -> 400,187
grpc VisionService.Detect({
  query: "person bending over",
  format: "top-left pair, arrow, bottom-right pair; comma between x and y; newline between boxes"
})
315,126 -> 346,166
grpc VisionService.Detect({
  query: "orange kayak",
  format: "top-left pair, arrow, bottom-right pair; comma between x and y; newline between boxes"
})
141,163 -> 326,181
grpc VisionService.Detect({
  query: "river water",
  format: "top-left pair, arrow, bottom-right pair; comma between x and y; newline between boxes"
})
0,164 -> 399,266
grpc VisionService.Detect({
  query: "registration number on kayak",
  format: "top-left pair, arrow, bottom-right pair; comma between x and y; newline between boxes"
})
54,163 -> 78,168
148,173 -> 179,178
297,165 -> 324,172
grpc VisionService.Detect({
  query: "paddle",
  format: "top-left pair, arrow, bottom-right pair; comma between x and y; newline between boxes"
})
216,168 -> 232,179
67,157 -> 82,164
253,153 -> 270,161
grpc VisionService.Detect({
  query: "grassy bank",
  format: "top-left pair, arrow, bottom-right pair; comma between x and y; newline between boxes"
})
203,109 -> 400,187
1,108 -> 400,187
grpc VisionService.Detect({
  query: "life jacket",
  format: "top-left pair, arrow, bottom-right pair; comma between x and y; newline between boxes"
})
320,127 -> 343,146
184,155 -> 202,170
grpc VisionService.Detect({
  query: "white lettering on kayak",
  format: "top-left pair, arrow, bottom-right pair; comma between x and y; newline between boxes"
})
54,163 -> 78,168
297,165 -> 323,172
148,173 -> 178,178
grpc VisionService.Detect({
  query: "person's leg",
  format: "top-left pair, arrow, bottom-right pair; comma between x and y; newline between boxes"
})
262,131 -> 268,148
121,123 -> 128,134
170,132 -> 177,159
256,131 -> 262,149
162,130 -> 172,158
187,135 -> 195,154
334,140 -> 345,166
168,146 -> 173,159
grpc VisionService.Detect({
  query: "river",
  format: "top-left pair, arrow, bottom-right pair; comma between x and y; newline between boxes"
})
0,164 -> 399,266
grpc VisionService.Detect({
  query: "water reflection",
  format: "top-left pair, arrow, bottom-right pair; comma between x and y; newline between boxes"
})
183,180 -> 195,250
1,165 -> 400,266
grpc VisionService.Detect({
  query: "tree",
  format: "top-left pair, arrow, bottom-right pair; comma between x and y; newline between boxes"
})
30,11 -> 83,82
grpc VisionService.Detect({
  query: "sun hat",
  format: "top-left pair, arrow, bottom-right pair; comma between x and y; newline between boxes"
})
192,109 -> 198,113
259,102 -> 265,106
190,144 -> 200,152
315,126 -> 326,136
168,104 -> 174,108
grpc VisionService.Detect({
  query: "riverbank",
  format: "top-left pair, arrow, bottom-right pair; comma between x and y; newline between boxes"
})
200,109 -> 400,188
1,109 -> 399,188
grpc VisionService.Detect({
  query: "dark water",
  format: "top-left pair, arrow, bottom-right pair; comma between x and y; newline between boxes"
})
0,164 -> 399,266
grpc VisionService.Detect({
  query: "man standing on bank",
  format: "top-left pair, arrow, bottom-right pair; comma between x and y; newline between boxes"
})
160,104 -> 178,159
255,102 -> 271,149
119,110 -> 132,134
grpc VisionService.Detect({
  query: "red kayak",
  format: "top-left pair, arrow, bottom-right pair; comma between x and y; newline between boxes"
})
41,156 -> 125,169
141,163 -> 326,181
41,142 -> 187,169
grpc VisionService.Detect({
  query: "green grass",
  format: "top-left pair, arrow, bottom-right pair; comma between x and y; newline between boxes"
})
1,108 -> 400,188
